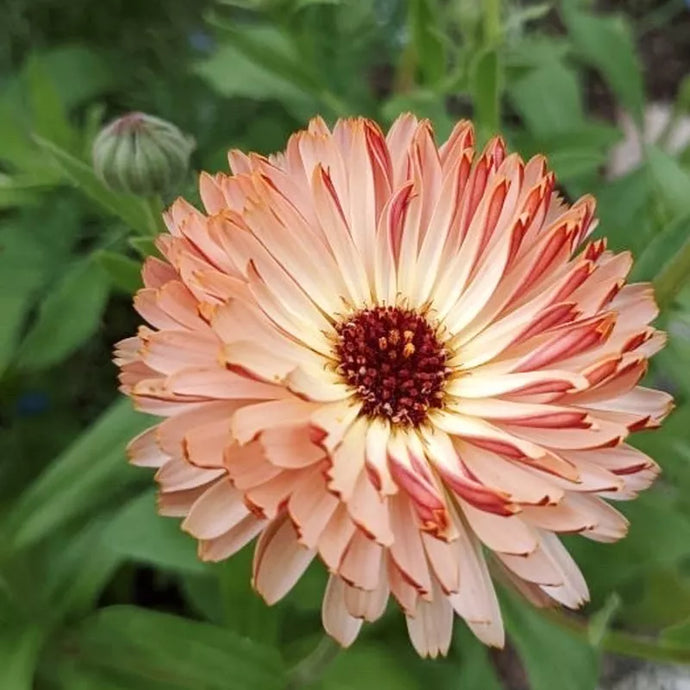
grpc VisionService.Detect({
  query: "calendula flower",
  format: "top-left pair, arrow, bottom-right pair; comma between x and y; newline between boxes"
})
115,115 -> 671,657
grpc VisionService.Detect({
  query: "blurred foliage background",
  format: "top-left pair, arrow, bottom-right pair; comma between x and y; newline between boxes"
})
1,0 -> 690,688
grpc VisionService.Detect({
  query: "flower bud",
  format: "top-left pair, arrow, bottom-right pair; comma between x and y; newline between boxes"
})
92,112 -> 195,196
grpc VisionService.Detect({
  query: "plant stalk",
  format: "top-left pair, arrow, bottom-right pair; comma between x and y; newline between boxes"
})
483,0 -> 502,46
544,609 -> 690,664
286,636 -> 341,689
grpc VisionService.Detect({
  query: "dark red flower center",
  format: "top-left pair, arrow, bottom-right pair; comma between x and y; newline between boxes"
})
334,306 -> 450,426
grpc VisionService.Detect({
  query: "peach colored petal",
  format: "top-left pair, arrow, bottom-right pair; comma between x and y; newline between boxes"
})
158,485 -> 211,517
260,424 -> 325,469
322,575 -> 363,647
448,515 -> 504,647
422,533 -> 460,594
343,567 -> 389,621
155,458 -> 225,492
497,546 -> 564,587
253,515 -> 315,604
286,365 -> 349,403
388,494 -> 432,595
460,500 -> 538,556
140,329 -> 220,375
288,465 -> 339,548
339,529 -> 384,591
245,467 -> 310,520
537,531 -> 589,607
456,440 -> 563,506
199,514 -> 265,562
364,418 -> 397,496
167,367 -> 281,400
327,416 -> 368,500
233,398 -> 316,444
183,417 -> 232,469
223,441 -> 279,491
406,579 -> 453,659
346,470 -> 394,546
311,399 -> 362,454
127,426 -> 167,468
318,503 -> 356,572
182,479 -> 249,539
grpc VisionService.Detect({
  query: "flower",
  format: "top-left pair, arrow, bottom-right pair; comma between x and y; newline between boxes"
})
93,112 -> 195,196
115,115 -> 672,657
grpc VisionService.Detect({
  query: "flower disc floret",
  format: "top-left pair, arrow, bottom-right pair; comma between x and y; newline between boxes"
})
334,306 -> 449,426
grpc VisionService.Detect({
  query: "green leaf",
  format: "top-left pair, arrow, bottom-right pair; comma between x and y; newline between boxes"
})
216,22 -> 321,93
194,43 -> 316,120
95,250 -> 143,294
595,168 -> 653,254
195,24 -> 321,119
661,321 -> 690,398
408,0 -> 446,87
508,61 -> 583,137
619,569 -> 690,630
0,292 -> 31,377
104,490 -> 207,574
561,3 -> 644,123
43,519 -> 124,621
6,399 -> 150,550
33,136 -> 154,235
0,215 -> 50,296
16,258 -> 110,371
0,94 -> 39,172
632,212 -> 690,282
34,45 -> 115,110
503,592 -> 600,690
547,147 -> 608,181
505,36 -> 570,70
294,0 -> 341,7
218,546 -> 280,642
315,645 -> 419,690
0,624 -> 44,690
129,235 -> 159,258
0,174 -> 41,208
505,3 -> 552,34
0,216 -> 59,375
661,616 -> 690,650
181,573 -> 225,624
56,606 -> 285,690
471,48 -> 500,142
646,145 -> 690,219
24,55 -> 76,151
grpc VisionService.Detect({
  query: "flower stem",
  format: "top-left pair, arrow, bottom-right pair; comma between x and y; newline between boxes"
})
483,0 -> 502,46
544,609 -> 690,664
286,636 -> 341,689
143,195 -> 166,237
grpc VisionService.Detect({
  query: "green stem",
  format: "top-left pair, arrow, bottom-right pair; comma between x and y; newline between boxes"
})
483,0 -> 501,46
544,609 -> 690,664
286,636 -> 341,689
143,196 -> 165,237
653,231 -> 690,308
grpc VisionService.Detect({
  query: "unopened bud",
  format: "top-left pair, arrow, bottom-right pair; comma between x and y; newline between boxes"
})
92,112 -> 194,196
